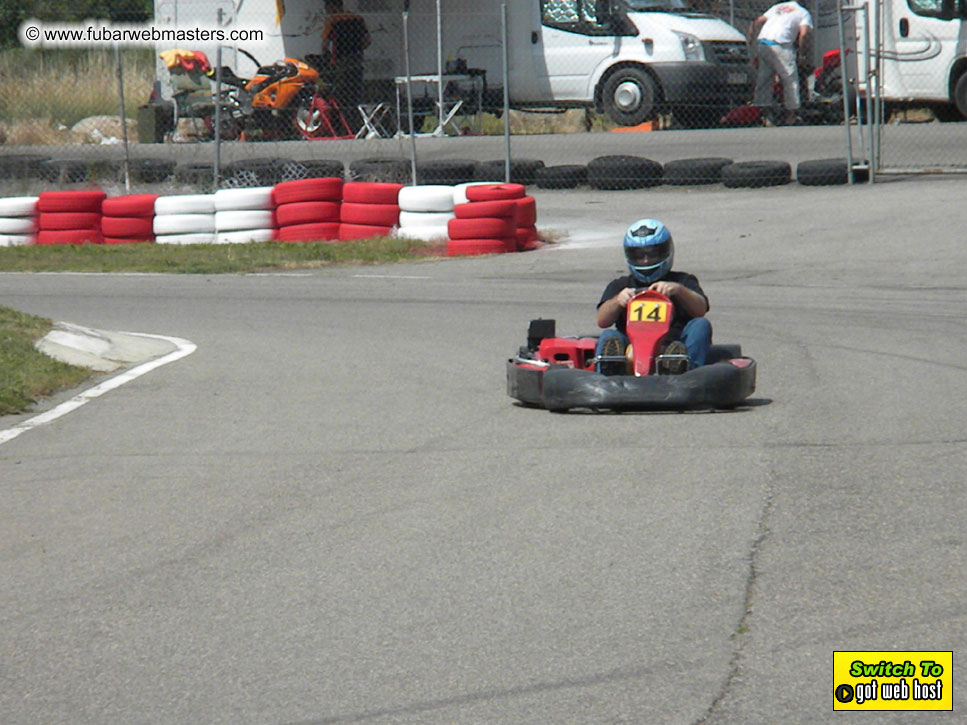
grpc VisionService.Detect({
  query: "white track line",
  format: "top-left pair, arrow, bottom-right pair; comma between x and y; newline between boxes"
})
0,333 -> 196,447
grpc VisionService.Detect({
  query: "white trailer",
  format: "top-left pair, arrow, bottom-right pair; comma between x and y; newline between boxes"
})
154,0 -> 752,126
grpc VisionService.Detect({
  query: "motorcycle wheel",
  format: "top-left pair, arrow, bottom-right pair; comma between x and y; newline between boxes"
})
295,94 -> 334,139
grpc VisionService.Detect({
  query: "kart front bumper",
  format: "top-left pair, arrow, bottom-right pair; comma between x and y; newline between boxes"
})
507,358 -> 756,411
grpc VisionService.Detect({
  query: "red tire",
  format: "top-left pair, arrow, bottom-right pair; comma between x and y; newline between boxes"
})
103,236 -> 153,245
465,183 -> 525,202
36,229 -> 104,245
453,199 -> 518,220
102,194 -> 159,217
447,216 -> 516,241
446,238 -> 508,256
340,202 -> 400,227
276,222 -> 341,242
342,182 -> 404,205
516,196 -> 537,226
275,201 -> 341,226
338,223 -> 393,240
38,212 -> 101,231
272,177 -> 344,205
101,216 -> 155,238
37,190 -> 106,213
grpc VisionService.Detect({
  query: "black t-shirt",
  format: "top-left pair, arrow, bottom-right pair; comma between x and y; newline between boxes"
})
597,271 -> 707,335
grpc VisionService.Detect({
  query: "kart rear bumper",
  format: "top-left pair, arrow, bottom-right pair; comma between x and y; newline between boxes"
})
507,358 -> 756,411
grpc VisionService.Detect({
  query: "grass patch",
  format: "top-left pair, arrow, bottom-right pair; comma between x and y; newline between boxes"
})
0,237 -> 448,274
0,306 -> 93,416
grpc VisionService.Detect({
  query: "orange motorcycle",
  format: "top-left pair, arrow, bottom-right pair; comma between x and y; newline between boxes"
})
217,50 -> 353,140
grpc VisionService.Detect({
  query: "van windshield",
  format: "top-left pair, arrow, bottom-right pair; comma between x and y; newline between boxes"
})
621,0 -> 693,11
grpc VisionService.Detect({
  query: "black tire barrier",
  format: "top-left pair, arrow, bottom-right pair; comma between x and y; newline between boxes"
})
129,158 -> 175,184
416,159 -> 478,185
223,157 -> 292,186
277,159 -> 345,183
587,155 -> 663,190
721,160 -> 792,188
796,158 -> 868,186
349,157 -> 410,183
535,165 -> 588,189
474,159 -> 545,185
662,157 -> 734,186
175,162 -> 215,186
0,154 -> 50,180
37,158 -> 120,184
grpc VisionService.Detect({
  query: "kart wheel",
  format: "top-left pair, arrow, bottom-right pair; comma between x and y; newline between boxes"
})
276,222 -> 340,242
37,190 -> 107,214
663,158 -> 733,186
398,185 -> 456,212
587,155 -> 663,190
273,177 -> 344,205
102,194 -> 159,218
342,181 -> 405,205
38,212 -> 102,231
0,217 -> 36,234
465,183 -> 526,202
154,233 -> 216,246
153,213 -> 216,235
721,161 -> 791,188
101,216 -> 155,238
275,201 -> 341,226
340,202 -> 400,227
154,194 -> 216,215
454,199 -> 518,219
535,165 -> 587,189
338,223 -> 394,240
0,196 -> 39,217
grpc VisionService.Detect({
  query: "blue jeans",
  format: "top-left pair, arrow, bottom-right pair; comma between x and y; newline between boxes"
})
595,317 -> 712,372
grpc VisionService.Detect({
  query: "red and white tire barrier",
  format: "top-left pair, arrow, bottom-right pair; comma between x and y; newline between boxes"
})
339,182 -> 402,240
101,194 -> 158,244
449,190 -> 519,255
396,185 -> 454,241
154,194 -> 216,245
214,187 -> 276,244
0,196 -> 39,246
36,190 -> 106,245
273,177 -> 342,242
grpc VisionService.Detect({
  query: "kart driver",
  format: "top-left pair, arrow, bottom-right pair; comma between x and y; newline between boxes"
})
595,219 -> 711,375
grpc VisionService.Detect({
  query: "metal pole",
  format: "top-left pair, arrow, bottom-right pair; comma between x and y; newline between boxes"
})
870,0 -> 880,181
403,7 -> 418,185
436,0 -> 444,136
501,3 -> 511,184
114,44 -> 131,192
214,45 -> 222,190
836,2 -> 854,183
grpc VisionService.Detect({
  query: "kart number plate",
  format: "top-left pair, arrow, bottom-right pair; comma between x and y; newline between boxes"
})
629,299 -> 669,323
727,72 -> 748,85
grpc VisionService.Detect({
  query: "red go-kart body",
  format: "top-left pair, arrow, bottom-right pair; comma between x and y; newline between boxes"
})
507,290 -> 756,411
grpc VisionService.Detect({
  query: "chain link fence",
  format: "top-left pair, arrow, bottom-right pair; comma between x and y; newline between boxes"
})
2,0 -> 966,195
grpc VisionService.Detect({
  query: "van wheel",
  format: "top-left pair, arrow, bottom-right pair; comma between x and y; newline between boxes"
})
601,67 -> 658,127
954,72 -> 967,119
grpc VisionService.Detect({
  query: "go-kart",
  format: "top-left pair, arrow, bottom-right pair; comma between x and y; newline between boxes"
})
507,289 -> 756,412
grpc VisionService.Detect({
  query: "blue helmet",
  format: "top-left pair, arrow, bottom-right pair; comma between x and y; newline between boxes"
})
623,218 -> 674,285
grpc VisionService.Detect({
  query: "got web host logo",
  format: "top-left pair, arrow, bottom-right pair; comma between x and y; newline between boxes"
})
833,651 -> 952,711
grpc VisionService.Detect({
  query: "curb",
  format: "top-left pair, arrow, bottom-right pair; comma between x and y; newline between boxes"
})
36,322 -> 179,372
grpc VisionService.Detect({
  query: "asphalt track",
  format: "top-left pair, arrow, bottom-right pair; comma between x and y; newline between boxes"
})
1,176 -> 966,723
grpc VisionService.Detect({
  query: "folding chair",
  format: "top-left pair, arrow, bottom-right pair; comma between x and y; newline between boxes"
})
355,102 -> 390,139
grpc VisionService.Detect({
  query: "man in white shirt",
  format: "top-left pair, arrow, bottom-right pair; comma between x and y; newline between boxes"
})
749,1 -> 813,125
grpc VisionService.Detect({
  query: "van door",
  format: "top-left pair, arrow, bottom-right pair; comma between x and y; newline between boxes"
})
884,0 -> 962,98
531,0 -> 627,101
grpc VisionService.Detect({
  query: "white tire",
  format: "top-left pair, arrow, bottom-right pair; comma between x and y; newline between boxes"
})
154,194 -> 216,215
214,186 -> 275,211
215,209 -> 274,231
153,213 -> 216,235
214,228 -> 276,244
0,233 -> 34,247
394,225 -> 450,242
453,181 -> 501,205
398,210 -> 455,227
398,185 -> 455,212
0,196 -> 39,217
154,232 -> 217,245
0,217 -> 37,234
